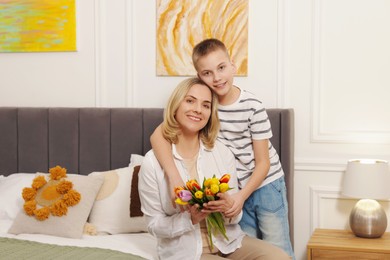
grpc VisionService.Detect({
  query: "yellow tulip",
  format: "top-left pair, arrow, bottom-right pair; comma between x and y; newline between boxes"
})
195,191 -> 204,199
204,178 -> 211,188
210,177 -> 220,186
175,198 -> 189,206
219,183 -> 229,193
210,184 -> 219,194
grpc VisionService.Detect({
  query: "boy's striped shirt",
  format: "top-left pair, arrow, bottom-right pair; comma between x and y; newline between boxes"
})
217,88 -> 284,189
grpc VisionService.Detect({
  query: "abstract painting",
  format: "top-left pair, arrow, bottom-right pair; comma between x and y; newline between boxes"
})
0,0 -> 76,52
157,0 -> 248,76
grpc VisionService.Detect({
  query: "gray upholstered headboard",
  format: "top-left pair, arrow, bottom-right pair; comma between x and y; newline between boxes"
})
0,108 -> 163,175
0,107 -> 294,244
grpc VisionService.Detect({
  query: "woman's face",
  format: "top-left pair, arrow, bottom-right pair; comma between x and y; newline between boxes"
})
175,83 -> 212,135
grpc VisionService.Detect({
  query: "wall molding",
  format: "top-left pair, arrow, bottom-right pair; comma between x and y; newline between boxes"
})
277,0 -> 288,108
94,0 -> 102,106
295,158 -> 346,172
94,0 -> 107,107
309,185 -> 342,233
125,0 -> 134,107
310,0 -> 390,144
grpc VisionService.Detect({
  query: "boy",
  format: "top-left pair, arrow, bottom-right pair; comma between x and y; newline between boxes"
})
150,38 -> 295,259
140,77 -> 290,259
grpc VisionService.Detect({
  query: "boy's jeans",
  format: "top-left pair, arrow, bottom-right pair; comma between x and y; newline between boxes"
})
239,176 -> 295,260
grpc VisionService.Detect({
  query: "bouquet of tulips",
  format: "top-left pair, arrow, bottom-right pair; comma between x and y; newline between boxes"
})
174,174 -> 232,250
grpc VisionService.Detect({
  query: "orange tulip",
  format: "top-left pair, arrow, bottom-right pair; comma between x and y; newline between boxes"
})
186,179 -> 201,191
174,186 -> 184,196
219,174 -> 230,183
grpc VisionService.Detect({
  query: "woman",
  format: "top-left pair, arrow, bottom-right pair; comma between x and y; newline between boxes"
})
138,77 -> 289,260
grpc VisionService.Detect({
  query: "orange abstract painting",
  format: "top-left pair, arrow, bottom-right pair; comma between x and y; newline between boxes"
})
0,0 -> 76,52
157,0 -> 248,76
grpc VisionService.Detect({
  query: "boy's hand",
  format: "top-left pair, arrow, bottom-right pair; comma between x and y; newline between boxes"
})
223,193 -> 245,218
201,192 -> 234,214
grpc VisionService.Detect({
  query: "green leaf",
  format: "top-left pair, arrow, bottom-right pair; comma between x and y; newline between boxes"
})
206,213 -> 229,242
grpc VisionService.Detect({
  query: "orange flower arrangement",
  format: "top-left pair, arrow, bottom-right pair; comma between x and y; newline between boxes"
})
22,165 -> 81,221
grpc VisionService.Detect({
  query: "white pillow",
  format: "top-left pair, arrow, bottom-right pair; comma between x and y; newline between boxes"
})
8,174 -> 104,238
0,173 -> 36,220
129,154 -> 145,167
88,163 -> 147,234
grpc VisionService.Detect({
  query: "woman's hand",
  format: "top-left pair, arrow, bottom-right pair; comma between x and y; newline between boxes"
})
169,176 -> 187,212
189,204 -> 208,225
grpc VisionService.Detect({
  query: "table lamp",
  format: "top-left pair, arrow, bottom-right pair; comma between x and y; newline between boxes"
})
342,159 -> 390,238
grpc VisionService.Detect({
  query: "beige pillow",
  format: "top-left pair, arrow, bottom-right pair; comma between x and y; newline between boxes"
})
88,164 -> 147,234
8,174 -> 104,239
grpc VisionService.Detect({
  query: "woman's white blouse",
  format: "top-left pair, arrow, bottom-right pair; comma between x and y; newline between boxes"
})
138,140 -> 245,260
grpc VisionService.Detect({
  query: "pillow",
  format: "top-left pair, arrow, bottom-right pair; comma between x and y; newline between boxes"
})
88,163 -> 147,234
8,173 -> 104,238
0,173 -> 36,220
129,154 -> 145,167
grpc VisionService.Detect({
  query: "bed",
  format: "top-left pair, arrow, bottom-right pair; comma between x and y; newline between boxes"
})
0,107 -> 294,259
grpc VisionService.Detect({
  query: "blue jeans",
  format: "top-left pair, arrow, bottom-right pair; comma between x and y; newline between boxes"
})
239,176 -> 295,260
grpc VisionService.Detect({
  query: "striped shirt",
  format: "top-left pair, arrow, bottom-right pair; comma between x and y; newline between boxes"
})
217,87 -> 284,189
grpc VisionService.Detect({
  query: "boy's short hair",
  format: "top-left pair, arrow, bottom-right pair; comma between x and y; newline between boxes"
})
162,77 -> 220,149
192,38 -> 230,70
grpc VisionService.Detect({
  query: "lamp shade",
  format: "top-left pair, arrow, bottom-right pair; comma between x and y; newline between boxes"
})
342,159 -> 390,200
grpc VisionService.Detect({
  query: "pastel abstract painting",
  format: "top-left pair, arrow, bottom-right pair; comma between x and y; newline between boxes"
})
0,0 -> 76,52
157,0 -> 248,76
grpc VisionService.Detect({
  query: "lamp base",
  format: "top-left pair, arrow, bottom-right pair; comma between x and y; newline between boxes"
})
349,199 -> 387,238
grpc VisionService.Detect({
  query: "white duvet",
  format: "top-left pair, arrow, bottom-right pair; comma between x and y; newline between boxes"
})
0,219 -> 157,260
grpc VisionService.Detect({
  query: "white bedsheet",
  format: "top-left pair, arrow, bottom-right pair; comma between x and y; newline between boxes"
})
0,219 -> 158,260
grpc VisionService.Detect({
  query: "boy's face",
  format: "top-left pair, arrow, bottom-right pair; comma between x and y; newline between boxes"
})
195,49 -> 236,100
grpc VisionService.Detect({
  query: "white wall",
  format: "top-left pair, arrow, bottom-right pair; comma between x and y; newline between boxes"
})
1,1 -> 390,259
289,0 -> 390,259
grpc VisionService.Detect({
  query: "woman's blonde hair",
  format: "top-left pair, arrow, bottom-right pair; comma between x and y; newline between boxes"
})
162,77 -> 220,149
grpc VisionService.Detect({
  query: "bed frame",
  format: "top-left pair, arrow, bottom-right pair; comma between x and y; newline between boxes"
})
0,107 -> 294,245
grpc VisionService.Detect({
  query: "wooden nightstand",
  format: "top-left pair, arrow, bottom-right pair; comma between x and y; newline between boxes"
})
307,228 -> 390,259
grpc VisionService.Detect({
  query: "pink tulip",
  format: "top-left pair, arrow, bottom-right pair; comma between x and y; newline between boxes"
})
178,190 -> 192,202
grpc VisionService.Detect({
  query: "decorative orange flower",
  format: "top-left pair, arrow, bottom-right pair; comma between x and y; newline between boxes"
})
56,180 -> 73,194
22,165 -> 81,221
51,200 -> 68,217
63,190 -> 81,206
49,165 -> 67,180
34,207 -> 50,221
24,200 -> 37,216
22,187 -> 37,201
32,175 -> 47,189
